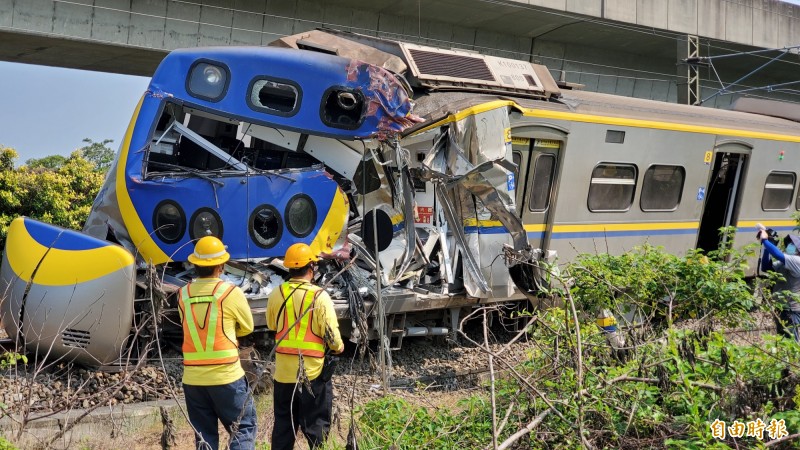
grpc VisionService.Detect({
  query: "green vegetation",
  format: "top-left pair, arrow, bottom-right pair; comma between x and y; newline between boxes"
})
0,140 -> 112,248
0,352 -> 26,370
355,241 -> 800,449
0,436 -> 17,450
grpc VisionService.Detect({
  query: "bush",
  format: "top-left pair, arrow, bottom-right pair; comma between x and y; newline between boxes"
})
568,240 -> 756,329
0,145 -> 106,249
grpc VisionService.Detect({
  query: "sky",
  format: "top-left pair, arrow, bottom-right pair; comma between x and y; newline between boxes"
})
3,0 -> 800,163
0,61 -> 150,163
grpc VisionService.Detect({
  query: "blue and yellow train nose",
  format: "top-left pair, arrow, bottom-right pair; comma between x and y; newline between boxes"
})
0,217 -> 136,366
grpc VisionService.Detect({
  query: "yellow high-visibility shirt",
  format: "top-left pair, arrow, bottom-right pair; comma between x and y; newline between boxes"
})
266,278 -> 344,384
178,278 -> 254,386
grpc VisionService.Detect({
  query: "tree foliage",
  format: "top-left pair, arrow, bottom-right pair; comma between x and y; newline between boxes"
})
0,145 -> 106,248
78,138 -> 116,171
25,154 -> 67,170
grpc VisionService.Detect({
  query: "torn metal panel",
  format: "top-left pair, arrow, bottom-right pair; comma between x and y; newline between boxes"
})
392,140 -> 418,281
435,184 -> 490,296
457,159 -> 527,251
452,105 -> 511,168
269,29 -> 408,75
355,145 -> 413,285
345,60 -> 423,138
304,136 -> 365,180
417,103 -> 528,298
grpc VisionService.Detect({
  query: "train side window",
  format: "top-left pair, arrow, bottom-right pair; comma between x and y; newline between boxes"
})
528,154 -> 556,212
512,151 -> 522,187
762,171 -> 796,211
588,163 -> 637,212
640,165 -> 685,212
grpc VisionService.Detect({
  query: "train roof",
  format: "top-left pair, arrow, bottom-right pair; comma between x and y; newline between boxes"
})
271,29 -> 800,142
555,89 -> 800,138
409,89 -> 800,142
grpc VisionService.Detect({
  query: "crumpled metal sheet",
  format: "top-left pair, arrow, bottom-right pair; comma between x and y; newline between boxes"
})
345,61 -> 423,138
452,106 -> 509,163
269,29 -> 408,74
392,142 -> 417,281
457,159 -> 526,251
435,184 -> 490,296
418,104 -> 530,297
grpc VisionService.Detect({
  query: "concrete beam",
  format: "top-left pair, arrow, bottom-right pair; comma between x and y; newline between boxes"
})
1,0 -> 799,107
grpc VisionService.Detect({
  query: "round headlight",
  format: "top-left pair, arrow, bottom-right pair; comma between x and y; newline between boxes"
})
285,194 -> 316,238
249,205 -> 282,249
203,65 -> 223,85
189,208 -> 223,240
187,61 -> 229,101
153,200 -> 186,244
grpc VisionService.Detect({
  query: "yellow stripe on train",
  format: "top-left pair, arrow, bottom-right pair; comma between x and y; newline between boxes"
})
309,188 -> 350,256
5,218 -> 134,286
553,222 -> 699,232
115,96 -> 171,265
463,219 -> 698,232
737,220 -> 797,229
413,99 -> 800,144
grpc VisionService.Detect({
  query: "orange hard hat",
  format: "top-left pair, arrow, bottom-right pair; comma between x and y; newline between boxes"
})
284,243 -> 319,268
188,236 -> 230,266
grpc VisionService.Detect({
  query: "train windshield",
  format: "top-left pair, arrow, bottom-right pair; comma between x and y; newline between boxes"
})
144,102 -> 319,178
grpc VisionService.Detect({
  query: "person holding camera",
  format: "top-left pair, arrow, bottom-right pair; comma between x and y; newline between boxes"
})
266,243 -> 344,450
757,226 -> 800,342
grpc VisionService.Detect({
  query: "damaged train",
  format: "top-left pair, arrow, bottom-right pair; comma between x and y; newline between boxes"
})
4,29 -> 800,368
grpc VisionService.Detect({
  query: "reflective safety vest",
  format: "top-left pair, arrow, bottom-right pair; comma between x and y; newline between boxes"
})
275,281 -> 325,358
179,281 -> 240,366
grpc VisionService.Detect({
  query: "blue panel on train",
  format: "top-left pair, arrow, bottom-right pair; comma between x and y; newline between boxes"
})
128,167 -> 345,262
147,47 -> 415,140
24,217 -> 108,251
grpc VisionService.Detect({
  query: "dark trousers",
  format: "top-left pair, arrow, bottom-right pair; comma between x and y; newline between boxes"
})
271,376 -> 333,450
183,376 -> 257,450
776,308 -> 800,343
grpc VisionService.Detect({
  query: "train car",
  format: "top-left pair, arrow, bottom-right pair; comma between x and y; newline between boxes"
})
3,29 -> 800,368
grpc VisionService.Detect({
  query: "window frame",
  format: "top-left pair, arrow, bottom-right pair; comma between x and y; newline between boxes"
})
246,75 -> 303,118
527,153 -> 557,213
587,162 -> 638,213
762,170 -> 796,211
639,164 -> 686,212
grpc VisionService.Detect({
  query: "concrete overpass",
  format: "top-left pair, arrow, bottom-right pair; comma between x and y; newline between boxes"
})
2,0 -> 800,108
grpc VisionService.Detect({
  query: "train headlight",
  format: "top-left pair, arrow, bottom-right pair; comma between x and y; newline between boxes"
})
189,208 -> 224,240
153,200 -> 186,244
249,205 -> 282,248
285,194 -> 316,237
187,61 -> 229,102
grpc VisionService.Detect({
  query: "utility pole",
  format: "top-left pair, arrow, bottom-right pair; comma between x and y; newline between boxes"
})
678,35 -> 702,105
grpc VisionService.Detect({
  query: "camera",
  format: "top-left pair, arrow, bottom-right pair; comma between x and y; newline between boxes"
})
763,228 -> 780,245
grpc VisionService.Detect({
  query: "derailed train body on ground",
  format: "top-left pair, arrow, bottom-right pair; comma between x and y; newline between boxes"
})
4,30 -> 800,368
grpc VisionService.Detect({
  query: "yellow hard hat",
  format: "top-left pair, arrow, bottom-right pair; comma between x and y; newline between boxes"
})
284,243 -> 319,268
188,236 -> 230,266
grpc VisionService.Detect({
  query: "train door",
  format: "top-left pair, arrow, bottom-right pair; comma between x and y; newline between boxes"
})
514,138 -> 562,251
696,143 -> 750,252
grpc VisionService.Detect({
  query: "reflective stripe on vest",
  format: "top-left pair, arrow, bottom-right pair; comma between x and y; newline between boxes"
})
179,281 -> 240,366
275,281 -> 325,358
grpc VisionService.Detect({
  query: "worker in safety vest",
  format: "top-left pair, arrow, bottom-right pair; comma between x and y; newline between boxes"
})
266,243 -> 344,450
179,236 -> 256,450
